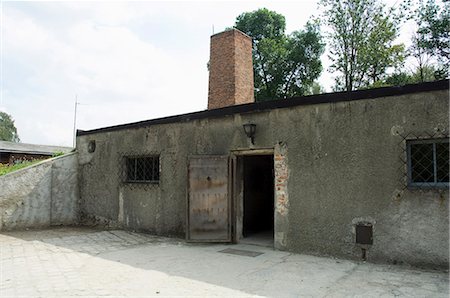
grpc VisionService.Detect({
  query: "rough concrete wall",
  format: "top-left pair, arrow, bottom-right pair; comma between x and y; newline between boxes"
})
78,133 -> 120,226
50,153 -> 79,225
282,90 -> 448,269
0,162 -> 52,230
77,89 -> 448,268
0,153 -> 78,230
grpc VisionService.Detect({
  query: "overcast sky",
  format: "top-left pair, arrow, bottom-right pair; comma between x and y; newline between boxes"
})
1,0 -> 414,147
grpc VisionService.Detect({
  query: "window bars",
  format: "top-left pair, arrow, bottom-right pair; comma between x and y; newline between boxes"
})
119,153 -> 160,189
407,139 -> 449,187
125,156 -> 160,183
398,132 -> 449,190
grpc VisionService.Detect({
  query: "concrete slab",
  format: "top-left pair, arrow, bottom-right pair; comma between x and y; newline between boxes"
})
0,227 -> 448,297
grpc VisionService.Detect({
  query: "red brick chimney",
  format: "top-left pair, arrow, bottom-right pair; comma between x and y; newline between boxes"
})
208,29 -> 254,110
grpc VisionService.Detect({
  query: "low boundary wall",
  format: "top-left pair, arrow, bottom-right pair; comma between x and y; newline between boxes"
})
0,152 -> 78,230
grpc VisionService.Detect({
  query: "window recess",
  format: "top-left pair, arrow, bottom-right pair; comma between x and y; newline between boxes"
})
407,138 -> 449,188
124,156 -> 160,183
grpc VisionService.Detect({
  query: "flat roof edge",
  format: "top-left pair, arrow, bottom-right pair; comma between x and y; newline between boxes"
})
77,79 -> 449,137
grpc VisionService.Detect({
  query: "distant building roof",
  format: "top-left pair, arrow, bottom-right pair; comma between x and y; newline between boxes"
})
0,141 -> 73,156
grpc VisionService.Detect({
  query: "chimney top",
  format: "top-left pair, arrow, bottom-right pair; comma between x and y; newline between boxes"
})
210,28 -> 252,39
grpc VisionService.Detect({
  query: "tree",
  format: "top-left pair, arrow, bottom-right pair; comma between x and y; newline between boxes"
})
320,0 -> 406,91
305,81 -> 325,95
375,65 -> 440,87
384,72 -> 414,86
411,0 -> 449,79
234,8 -> 325,101
409,32 -> 435,83
416,0 -> 449,64
0,112 -> 20,142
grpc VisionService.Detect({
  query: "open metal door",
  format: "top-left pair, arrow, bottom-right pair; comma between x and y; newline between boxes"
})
187,155 -> 231,242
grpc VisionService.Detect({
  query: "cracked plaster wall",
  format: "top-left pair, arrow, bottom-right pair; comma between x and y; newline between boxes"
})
77,89 -> 448,268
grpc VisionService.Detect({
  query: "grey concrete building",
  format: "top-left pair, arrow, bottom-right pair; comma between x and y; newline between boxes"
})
76,29 -> 449,268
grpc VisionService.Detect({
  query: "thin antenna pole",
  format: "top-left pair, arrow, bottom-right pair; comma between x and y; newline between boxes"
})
73,95 -> 78,148
212,24 -> 214,34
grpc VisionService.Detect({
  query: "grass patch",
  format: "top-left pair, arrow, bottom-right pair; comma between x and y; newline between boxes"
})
52,151 -> 65,157
0,160 -> 42,176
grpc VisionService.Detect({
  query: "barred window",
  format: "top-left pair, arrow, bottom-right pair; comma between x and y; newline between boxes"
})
125,156 -> 159,183
407,139 -> 449,188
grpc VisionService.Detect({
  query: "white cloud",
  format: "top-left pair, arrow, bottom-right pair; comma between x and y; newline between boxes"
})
6,15 -> 50,52
2,0 -> 414,146
66,21 -> 174,98
3,2 -> 208,146
62,2 -> 153,25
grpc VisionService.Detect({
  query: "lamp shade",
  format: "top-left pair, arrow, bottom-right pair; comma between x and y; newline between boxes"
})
243,123 -> 256,138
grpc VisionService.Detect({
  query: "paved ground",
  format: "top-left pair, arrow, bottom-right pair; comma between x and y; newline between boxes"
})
0,227 -> 448,297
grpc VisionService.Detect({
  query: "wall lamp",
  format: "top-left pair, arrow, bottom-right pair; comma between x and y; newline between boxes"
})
243,123 -> 256,145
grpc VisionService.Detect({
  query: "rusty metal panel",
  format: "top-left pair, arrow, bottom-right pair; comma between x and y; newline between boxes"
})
187,155 -> 230,242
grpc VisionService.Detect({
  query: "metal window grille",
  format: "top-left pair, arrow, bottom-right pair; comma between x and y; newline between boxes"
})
124,156 -> 159,183
407,138 -> 449,188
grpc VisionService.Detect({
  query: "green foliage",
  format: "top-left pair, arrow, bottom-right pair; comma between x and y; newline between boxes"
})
235,8 -> 286,42
52,151 -> 65,157
384,72 -> 414,86
408,31 -> 435,83
304,81 -> 325,95
320,0 -> 406,91
416,0 -> 449,65
410,65 -> 442,81
0,111 -> 20,142
0,160 -> 40,176
370,64 -> 444,87
234,9 -> 325,101
361,14 -> 406,85
408,0 -> 449,80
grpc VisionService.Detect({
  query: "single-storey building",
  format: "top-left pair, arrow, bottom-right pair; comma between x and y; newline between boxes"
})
0,140 -> 72,164
76,29 -> 449,268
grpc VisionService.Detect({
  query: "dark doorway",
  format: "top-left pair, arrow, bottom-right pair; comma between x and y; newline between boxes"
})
242,155 -> 274,243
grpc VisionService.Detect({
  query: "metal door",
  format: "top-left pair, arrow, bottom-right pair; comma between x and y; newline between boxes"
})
187,155 -> 231,242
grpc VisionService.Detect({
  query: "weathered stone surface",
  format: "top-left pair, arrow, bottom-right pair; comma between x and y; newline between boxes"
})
0,162 -> 52,230
77,89 -> 449,269
51,153 -> 79,225
0,153 -> 78,230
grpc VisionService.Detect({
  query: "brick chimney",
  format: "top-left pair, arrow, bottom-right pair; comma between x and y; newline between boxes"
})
208,29 -> 254,109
